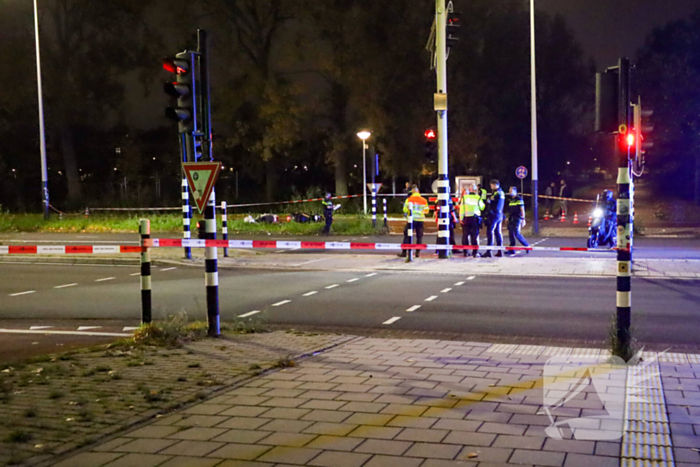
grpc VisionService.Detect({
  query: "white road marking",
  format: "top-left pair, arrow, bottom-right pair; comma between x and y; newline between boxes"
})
454,281 -> 465,286
123,326 -> 140,332
95,277 -> 115,282
77,326 -> 102,331
291,258 -> 331,266
130,272 -> 141,276
272,300 -> 291,307
0,329 -> 130,337
383,317 -> 402,325
54,283 -> 78,289
425,296 -> 438,302
303,291 -> 318,297
346,278 -> 359,283
365,273 -> 378,277
29,326 -> 53,330
441,288 -> 452,293
238,310 -> 262,318
10,291 -> 35,297
467,276 -> 476,280
406,305 -> 421,312
160,267 -> 177,271
325,284 -> 340,289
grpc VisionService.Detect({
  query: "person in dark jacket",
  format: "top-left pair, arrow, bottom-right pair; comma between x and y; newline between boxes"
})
505,186 -> 530,255
483,179 -> 505,258
321,193 -> 336,235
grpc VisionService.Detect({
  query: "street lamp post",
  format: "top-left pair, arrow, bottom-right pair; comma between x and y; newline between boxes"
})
357,131 -> 371,215
33,0 -> 49,219
530,0 -> 539,234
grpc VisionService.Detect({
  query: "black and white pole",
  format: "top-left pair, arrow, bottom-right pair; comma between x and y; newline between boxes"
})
615,58 -> 632,357
371,187 -> 377,228
182,176 -> 192,260
407,202 -> 414,263
139,219 -> 152,324
435,0 -> 451,259
383,198 -> 388,229
205,189 -> 220,337
221,201 -> 229,258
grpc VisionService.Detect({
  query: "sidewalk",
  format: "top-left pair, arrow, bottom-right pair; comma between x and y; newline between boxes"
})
51,335 -> 700,467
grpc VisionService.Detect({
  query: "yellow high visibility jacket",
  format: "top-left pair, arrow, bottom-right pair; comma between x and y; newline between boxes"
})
403,194 -> 430,221
459,193 -> 482,219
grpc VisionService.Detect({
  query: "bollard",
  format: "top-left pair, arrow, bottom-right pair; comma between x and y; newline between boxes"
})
372,187 -> 377,228
139,219 -> 152,324
205,189 -> 220,337
221,201 -> 229,258
383,198 -> 388,229
182,177 -> 192,260
407,202 -> 414,263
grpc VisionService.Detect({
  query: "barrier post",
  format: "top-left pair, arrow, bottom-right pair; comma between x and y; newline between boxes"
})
371,186 -> 377,228
221,201 -> 229,258
383,198 -> 388,229
139,219 -> 152,324
182,177 -> 192,260
205,189 -> 220,337
407,202 -> 414,263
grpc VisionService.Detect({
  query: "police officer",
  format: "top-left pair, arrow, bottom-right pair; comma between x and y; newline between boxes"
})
399,186 -> 430,258
321,193 -> 335,235
505,186 -> 530,255
459,183 -> 483,257
603,189 -> 617,247
483,179 -> 505,258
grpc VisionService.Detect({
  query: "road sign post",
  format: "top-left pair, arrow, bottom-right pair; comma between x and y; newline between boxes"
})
139,219 -> 152,324
516,166 -> 528,196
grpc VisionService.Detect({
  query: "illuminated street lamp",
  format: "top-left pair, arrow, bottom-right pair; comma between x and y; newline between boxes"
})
33,0 -> 49,219
357,131 -> 371,215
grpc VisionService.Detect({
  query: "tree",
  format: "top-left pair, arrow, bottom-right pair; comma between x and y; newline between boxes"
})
636,10 -> 700,204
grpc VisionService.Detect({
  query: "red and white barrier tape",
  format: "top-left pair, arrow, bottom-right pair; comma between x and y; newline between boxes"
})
0,245 -> 142,255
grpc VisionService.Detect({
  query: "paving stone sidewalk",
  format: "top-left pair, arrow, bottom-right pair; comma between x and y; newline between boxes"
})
57,337 -> 700,467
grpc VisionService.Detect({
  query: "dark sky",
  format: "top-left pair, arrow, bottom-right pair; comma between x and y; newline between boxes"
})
537,0 -> 699,69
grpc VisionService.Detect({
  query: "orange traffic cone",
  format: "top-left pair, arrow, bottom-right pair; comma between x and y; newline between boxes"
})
544,208 -> 550,220
587,215 -> 592,227
560,211 -> 566,222
573,212 -> 579,224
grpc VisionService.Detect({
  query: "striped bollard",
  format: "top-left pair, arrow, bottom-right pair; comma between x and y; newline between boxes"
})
436,177 -> 450,259
371,187 -> 377,228
205,189 -> 220,337
182,177 -> 192,260
139,219 -> 152,324
221,201 -> 229,258
407,202 -> 414,263
383,198 -> 388,229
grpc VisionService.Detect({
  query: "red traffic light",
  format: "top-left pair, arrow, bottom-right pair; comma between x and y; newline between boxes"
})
425,129 -> 436,140
163,57 -> 188,75
626,133 -> 635,147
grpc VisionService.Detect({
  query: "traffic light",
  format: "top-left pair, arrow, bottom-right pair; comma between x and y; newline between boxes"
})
163,52 -> 197,135
595,69 -> 618,133
633,98 -> 654,161
446,10 -> 462,49
424,128 -> 437,162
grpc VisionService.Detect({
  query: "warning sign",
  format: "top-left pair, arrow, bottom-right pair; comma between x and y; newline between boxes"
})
183,162 -> 222,214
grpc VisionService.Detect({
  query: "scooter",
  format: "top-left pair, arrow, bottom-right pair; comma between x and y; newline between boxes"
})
587,195 -> 615,248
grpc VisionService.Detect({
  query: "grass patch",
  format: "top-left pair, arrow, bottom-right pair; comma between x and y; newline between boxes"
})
23,407 -> 37,418
5,429 -> 32,443
187,363 -> 201,368
48,389 -> 64,400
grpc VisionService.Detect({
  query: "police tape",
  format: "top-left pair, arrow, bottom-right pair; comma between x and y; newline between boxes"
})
0,241 -> 621,254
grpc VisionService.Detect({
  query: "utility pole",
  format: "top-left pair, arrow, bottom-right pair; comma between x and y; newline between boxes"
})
33,0 -> 49,219
529,0 -> 539,234
435,0 -> 450,258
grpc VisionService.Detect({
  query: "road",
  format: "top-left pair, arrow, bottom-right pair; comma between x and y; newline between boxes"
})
1,262 -> 699,351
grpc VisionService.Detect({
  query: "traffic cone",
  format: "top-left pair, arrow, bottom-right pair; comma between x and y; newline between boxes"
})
544,208 -> 550,220
587,215 -> 592,227
573,212 -> 579,224
560,211 -> 566,222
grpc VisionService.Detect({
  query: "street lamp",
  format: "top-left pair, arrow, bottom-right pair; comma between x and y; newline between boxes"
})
357,130 -> 371,215
529,0 -> 539,234
33,0 -> 49,219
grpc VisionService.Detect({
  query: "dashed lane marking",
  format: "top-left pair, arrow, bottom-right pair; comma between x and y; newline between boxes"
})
29,326 -> 53,330
406,305 -> 421,312
454,281 -> 465,286
365,273 -> 378,277
467,276 -> 476,280
238,310 -> 262,318
425,296 -> 438,302
383,317 -> 401,325
10,291 -> 35,297
441,288 -> 452,293
123,326 -> 139,331
272,300 -> 291,307
77,326 -> 102,331
160,267 -> 177,271
130,272 -> 141,276
303,291 -> 318,297
0,329 -> 131,337
346,278 -> 359,283
95,277 -> 115,282
325,284 -> 340,289
54,283 -> 78,289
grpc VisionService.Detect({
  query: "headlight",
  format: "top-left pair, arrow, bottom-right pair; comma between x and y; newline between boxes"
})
593,209 -> 603,218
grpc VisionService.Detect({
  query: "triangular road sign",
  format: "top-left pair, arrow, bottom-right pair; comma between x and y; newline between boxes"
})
183,162 -> 222,214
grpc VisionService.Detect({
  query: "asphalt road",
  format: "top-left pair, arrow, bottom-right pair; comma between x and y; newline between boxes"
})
1,263 -> 699,350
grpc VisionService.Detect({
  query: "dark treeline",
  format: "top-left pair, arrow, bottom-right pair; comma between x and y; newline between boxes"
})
0,0 -> 698,212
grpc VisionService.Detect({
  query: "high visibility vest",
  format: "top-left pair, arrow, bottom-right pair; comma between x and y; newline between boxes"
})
459,194 -> 481,219
403,194 -> 429,221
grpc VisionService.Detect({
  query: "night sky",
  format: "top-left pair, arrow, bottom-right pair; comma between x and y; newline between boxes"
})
537,0 -> 699,69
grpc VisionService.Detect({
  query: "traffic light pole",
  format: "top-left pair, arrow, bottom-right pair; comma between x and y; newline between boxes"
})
529,0 -> 539,235
435,0 -> 450,258
615,58 -> 632,358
